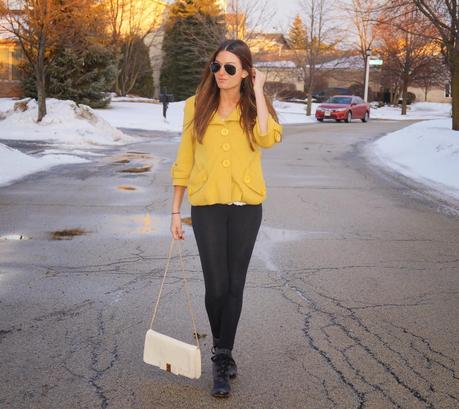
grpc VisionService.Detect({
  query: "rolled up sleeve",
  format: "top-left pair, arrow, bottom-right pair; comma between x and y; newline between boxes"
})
253,114 -> 283,148
171,97 -> 195,186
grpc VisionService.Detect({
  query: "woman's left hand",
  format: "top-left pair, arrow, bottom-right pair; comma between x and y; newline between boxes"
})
252,68 -> 266,91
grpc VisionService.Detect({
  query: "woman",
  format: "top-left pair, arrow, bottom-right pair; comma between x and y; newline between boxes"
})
169,39 -> 283,398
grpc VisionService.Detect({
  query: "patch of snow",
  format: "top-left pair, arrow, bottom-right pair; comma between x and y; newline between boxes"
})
369,118 -> 459,200
0,98 -> 140,148
370,102 -> 451,120
0,142 -> 89,187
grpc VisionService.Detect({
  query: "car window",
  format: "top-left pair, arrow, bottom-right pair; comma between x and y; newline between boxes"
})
328,96 -> 352,104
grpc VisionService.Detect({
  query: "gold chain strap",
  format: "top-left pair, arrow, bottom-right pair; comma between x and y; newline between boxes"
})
149,238 -> 200,349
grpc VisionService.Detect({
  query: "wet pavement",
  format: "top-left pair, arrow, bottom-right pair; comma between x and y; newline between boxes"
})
0,119 -> 458,408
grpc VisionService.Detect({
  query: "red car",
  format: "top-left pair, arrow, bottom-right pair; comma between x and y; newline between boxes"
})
315,95 -> 370,123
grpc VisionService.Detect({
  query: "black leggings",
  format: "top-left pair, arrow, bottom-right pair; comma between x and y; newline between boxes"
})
191,203 -> 262,350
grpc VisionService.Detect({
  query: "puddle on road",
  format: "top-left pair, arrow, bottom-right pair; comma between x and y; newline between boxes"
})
50,228 -> 90,240
118,166 -> 151,173
108,151 -> 157,175
254,225 -> 340,272
0,234 -> 31,240
98,211 -> 194,237
181,217 -> 192,226
116,185 -> 137,191
141,212 -> 153,233
195,332 -> 207,340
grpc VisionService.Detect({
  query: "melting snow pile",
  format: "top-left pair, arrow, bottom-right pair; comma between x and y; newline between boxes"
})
0,97 -> 139,148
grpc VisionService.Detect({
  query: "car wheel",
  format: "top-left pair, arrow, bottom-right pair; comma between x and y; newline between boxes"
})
345,111 -> 352,123
317,118 -> 324,122
361,111 -> 369,122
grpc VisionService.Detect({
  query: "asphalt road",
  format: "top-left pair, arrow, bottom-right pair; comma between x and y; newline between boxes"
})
0,119 -> 458,409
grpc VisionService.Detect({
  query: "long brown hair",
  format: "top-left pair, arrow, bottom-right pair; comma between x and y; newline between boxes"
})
189,39 -> 279,152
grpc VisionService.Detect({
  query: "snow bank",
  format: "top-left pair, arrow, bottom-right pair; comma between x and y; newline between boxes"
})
370,102 -> 451,120
94,99 -> 317,132
0,142 -> 89,187
95,100 -> 186,132
0,98 -> 140,149
0,97 -> 143,187
273,101 -> 318,124
0,97 -> 15,113
370,118 -> 459,200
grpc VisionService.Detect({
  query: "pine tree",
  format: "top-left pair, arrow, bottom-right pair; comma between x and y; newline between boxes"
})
160,0 -> 226,100
289,15 -> 307,50
20,0 -> 116,108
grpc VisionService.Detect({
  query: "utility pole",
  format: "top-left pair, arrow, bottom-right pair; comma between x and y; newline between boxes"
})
364,47 -> 371,102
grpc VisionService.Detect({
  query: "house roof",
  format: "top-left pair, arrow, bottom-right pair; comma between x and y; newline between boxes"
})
249,32 -> 290,47
317,55 -> 365,70
254,60 -> 297,68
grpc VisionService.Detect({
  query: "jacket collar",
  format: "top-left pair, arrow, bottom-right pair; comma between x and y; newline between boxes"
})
209,105 -> 241,125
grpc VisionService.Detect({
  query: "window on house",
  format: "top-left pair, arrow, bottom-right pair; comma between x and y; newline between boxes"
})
0,46 -> 23,81
12,47 -> 23,80
0,47 -> 9,80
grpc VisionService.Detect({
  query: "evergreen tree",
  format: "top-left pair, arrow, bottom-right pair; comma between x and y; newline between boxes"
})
289,15 -> 307,50
20,0 -> 116,108
160,0 -> 226,100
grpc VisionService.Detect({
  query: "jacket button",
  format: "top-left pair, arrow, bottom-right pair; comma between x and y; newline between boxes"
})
222,143 -> 230,151
244,176 -> 251,183
222,159 -> 230,167
221,128 -> 229,136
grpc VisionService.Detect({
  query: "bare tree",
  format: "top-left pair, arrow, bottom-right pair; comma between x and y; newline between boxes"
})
105,0 -> 165,96
181,0 -> 276,54
410,0 -> 459,129
0,0 -> 72,121
343,0 -> 383,87
412,55 -> 447,101
297,0 -> 337,115
225,0 -> 276,41
376,2 -> 442,114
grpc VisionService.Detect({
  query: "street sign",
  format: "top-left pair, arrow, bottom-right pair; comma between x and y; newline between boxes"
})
369,59 -> 383,66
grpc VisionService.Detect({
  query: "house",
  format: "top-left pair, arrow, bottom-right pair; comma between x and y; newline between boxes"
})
0,21 -> 24,98
318,55 -> 451,103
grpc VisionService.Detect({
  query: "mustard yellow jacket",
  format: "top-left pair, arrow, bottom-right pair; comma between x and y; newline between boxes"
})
171,94 -> 283,206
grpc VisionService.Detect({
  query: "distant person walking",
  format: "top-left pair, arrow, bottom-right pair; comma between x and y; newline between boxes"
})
160,91 -> 171,118
170,39 -> 283,398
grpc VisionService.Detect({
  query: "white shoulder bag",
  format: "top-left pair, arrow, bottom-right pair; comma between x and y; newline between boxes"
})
143,238 -> 201,379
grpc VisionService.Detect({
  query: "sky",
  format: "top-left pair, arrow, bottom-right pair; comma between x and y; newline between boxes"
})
163,0 -> 356,43
263,0 -> 299,32
227,0 -> 355,40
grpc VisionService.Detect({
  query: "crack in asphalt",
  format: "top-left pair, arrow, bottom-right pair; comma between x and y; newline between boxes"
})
273,272 -> 459,408
87,309 -> 119,409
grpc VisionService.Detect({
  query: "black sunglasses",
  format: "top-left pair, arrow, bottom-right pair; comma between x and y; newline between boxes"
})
210,61 -> 238,76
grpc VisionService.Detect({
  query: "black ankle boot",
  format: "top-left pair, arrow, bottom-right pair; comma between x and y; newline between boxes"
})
210,348 -> 231,398
211,340 -> 237,379
227,354 -> 237,379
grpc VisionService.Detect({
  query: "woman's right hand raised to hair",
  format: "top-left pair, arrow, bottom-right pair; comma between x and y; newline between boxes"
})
170,213 -> 185,240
